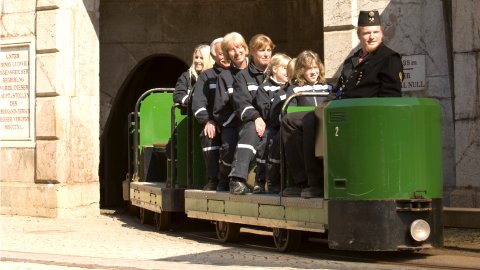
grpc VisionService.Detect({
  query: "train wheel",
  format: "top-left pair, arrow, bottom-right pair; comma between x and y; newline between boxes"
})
154,211 -> 171,231
272,228 -> 302,252
139,208 -> 154,224
215,221 -> 240,243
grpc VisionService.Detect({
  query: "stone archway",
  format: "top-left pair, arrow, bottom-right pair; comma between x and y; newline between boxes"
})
99,55 -> 188,207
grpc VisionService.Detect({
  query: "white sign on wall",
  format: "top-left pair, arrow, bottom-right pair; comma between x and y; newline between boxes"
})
401,55 -> 426,91
0,39 -> 35,147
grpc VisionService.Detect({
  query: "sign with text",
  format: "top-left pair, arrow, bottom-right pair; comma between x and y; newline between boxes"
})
0,44 -> 32,141
401,55 -> 426,91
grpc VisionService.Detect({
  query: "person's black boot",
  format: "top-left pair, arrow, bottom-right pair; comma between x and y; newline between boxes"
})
282,187 -> 302,197
253,180 -> 265,194
253,184 -> 265,194
267,183 -> 280,194
216,179 -> 229,191
300,186 -> 324,198
229,177 -> 249,195
203,178 -> 218,191
282,182 -> 306,197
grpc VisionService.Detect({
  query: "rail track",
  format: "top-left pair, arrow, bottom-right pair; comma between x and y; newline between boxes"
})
170,219 -> 480,270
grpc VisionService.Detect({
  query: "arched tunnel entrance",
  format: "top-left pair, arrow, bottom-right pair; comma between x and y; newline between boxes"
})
99,55 -> 188,207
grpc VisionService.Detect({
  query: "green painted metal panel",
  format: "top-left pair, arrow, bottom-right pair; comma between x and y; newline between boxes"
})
185,198 -> 207,212
175,109 -> 188,187
137,92 -> 172,182
285,207 -> 326,223
175,111 -> 208,188
324,98 -> 443,200
259,204 -> 285,220
207,200 -> 225,213
139,92 -> 173,147
287,106 -> 315,113
191,121 -> 207,188
225,201 -> 259,217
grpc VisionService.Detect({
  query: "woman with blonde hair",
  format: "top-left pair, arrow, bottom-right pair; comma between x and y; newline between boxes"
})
173,44 -> 213,108
209,32 -> 249,191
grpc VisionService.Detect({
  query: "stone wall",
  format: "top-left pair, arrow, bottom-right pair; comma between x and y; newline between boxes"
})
1,0 -> 100,217
99,0 -> 325,132
449,0 -> 480,207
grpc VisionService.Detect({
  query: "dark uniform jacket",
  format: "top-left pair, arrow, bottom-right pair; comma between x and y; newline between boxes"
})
254,77 -> 284,125
213,64 -> 243,128
174,71 -> 196,106
268,84 -> 288,130
285,82 -> 333,106
334,43 -> 403,98
232,62 -> 265,122
192,64 -> 227,125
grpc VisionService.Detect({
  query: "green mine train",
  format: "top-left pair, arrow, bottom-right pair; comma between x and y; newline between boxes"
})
124,88 -> 443,252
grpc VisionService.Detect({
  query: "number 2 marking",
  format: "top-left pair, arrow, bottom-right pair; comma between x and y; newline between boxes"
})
335,126 -> 339,137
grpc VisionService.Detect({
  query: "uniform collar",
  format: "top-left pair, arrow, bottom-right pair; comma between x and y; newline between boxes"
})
248,61 -> 265,75
269,76 -> 284,86
213,63 -> 228,73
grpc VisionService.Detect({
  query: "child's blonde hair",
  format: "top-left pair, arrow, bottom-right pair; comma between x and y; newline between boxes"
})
293,50 -> 326,86
264,53 -> 291,81
287,58 -> 297,83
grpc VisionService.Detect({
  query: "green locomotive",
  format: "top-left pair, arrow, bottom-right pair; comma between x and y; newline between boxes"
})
124,88 -> 443,252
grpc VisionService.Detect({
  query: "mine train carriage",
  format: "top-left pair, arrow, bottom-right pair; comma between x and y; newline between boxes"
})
123,87 -> 444,252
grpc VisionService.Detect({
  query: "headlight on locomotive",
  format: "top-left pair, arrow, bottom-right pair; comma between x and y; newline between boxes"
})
410,219 -> 431,242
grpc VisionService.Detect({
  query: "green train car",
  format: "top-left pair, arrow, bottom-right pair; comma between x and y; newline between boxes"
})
124,88 -> 443,252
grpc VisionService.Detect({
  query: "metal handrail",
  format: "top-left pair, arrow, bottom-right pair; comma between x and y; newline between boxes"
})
126,112 -> 135,182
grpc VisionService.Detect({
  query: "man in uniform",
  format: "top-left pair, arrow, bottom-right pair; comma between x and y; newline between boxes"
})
192,37 -> 230,191
334,10 -> 403,98
282,10 -> 404,198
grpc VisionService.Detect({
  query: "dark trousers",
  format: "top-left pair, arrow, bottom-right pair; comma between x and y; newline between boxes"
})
281,111 -> 323,187
254,137 -> 266,185
229,121 -> 260,181
254,129 -> 269,185
200,132 -> 221,179
219,126 -> 239,182
265,127 -> 280,188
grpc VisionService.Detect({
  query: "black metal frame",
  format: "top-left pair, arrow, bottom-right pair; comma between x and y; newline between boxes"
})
328,198 -> 443,251
126,112 -> 135,182
169,86 -> 196,189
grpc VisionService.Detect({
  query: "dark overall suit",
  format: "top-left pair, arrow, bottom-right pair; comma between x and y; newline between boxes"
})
229,62 -> 265,183
213,65 -> 243,185
191,64 -> 228,182
282,83 -> 332,188
254,78 -> 285,192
